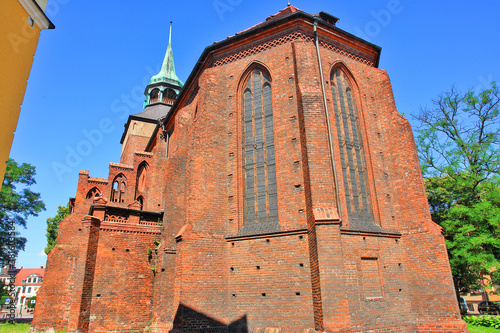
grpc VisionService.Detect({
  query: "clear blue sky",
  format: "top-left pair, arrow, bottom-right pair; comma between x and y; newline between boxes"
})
10,0 -> 500,268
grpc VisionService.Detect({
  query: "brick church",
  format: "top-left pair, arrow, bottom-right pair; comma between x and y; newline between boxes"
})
32,6 -> 466,333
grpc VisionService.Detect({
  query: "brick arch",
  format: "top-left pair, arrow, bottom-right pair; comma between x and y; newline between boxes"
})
238,61 -> 273,92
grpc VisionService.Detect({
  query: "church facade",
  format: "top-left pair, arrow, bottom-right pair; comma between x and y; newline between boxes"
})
32,6 -> 466,333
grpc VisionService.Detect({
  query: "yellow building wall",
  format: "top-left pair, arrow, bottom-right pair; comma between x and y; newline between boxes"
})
0,0 -> 50,184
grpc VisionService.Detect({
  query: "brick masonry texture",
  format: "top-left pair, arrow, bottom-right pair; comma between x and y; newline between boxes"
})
31,8 -> 467,333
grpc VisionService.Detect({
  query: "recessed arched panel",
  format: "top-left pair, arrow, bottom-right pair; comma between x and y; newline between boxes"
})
136,161 -> 149,194
330,65 -> 375,229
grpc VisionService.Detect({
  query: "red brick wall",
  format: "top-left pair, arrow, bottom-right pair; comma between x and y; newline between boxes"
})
86,226 -> 159,332
227,233 -> 314,330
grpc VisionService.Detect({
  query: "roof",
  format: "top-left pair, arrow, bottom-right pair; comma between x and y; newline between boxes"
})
231,5 -> 304,38
265,4 -> 301,22
120,104 -> 171,144
133,103 -> 171,121
222,5 -> 339,42
14,267 -> 44,285
157,5 -> 381,140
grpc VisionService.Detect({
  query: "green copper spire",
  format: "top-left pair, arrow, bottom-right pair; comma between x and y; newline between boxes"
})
149,23 -> 183,87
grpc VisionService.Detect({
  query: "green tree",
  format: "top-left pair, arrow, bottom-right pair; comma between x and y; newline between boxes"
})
26,296 -> 36,309
414,82 -> 500,296
0,280 -> 8,297
44,204 -> 70,254
0,158 -> 45,265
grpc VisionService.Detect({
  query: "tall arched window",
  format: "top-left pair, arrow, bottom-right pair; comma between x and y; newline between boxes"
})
330,67 -> 374,229
242,67 -> 278,227
111,174 -> 127,203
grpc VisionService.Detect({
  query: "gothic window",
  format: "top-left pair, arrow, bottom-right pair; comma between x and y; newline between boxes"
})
242,67 -> 278,225
111,174 -> 127,203
85,187 -> 101,199
330,67 -> 374,228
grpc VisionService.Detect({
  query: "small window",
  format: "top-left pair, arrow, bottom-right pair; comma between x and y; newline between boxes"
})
137,196 -> 144,210
86,187 -> 101,199
22,279 -> 26,283
27,287 -> 31,293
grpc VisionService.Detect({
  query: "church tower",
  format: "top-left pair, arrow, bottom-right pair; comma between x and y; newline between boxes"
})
120,24 -> 182,165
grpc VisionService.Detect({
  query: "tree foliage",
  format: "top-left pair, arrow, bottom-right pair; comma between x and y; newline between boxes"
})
415,82 -> 500,296
26,296 -> 36,309
416,82 -> 499,186
44,204 -> 70,255
0,158 -> 45,265
0,280 -> 8,297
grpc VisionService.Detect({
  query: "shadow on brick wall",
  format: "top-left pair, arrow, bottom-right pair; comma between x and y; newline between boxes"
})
171,303 -> 247,333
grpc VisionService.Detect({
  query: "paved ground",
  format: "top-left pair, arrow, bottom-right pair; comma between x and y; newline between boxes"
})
0,307 -> 34,320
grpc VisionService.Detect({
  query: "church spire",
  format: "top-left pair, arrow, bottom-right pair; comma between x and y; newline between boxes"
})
149,23 -> 183,87
144,22 -> 183,107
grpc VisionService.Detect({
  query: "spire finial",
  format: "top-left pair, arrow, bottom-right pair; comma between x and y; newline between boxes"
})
169,21 -> 172,45
287,1 -> 290,6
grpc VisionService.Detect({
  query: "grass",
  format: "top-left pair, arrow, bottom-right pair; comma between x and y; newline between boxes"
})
0,322 -> 498,332
0,322 -> 67,333
468,323 -> 500,332
0,322 -> 30,333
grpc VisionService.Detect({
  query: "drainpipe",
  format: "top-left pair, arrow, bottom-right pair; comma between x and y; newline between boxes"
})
313,20 -> 342,220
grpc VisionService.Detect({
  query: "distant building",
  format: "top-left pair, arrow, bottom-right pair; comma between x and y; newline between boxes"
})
0,0 -> 54,183
13,266 -> 44,308
1,264 -> 44,314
